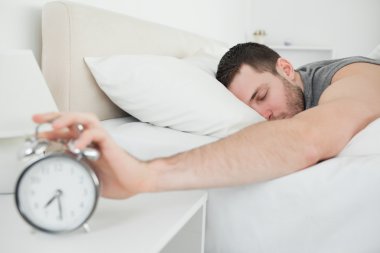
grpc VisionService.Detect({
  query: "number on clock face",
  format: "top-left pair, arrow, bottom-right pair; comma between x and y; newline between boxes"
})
16,155 -> 99,233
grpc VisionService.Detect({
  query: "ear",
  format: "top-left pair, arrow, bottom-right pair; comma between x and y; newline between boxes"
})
276,58 -> 295,80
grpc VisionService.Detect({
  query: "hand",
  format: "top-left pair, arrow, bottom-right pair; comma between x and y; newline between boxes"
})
33,112 -> 155,199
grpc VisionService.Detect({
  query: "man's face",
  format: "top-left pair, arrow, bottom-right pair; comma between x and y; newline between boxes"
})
228,64 -> 304,120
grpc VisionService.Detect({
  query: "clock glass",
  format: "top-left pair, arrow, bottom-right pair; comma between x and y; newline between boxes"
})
15,154 -> 99,233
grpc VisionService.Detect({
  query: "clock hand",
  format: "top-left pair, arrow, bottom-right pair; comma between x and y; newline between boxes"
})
44,193 -> 57,208
57,190 -> 63,220
44,189 -> 63,208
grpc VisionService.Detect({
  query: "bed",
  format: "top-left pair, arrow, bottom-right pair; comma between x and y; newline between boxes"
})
42,1 -> 380,252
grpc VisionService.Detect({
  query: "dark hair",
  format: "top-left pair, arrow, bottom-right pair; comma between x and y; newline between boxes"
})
216,42 -> 280,87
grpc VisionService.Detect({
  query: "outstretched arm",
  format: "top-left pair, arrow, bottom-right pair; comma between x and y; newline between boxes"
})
149,75 -> 380,191
151,117 -> 317,190
34,76 -> 380,198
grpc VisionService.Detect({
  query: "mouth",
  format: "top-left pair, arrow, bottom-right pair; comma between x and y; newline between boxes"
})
271,113 -> 288,121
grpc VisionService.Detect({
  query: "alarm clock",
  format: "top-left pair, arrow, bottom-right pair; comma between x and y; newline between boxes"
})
15,123 -> 100,234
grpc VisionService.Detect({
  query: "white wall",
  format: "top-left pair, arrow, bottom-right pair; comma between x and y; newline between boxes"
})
1,0 -> 379,62
0,0 -> 251,64
248,0 -> 380,58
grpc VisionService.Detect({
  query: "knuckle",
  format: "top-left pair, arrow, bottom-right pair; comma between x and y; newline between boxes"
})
87,112 -> 100,124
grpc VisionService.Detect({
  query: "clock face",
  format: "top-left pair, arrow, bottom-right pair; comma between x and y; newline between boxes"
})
15,154 -> 99,233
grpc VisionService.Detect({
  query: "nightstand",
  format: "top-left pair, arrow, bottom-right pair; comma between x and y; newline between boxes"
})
270,45 -> 334,68
0,190 -> 207,253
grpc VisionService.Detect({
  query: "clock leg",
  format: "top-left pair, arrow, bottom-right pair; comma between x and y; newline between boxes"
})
83,223 -> 91,233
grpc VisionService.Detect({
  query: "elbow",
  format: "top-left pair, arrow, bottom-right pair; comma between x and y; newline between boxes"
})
297,122 -> 325,169
303,141 -> 321,169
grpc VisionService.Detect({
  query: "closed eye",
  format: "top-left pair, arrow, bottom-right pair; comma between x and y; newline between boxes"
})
250,90 -> 258,101
257,89 -> 268,101
250,85 -> 268,103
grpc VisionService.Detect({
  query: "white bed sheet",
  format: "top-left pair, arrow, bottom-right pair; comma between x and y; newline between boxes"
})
206,154 -> 380,253
101,117 -> 218,160
101,117 -> 380,253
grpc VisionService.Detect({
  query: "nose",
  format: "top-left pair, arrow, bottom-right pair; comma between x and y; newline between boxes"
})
262,110 -> 272,120
251,104 -> 272,120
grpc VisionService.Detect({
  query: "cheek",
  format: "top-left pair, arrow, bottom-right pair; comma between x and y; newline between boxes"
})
276,88 -> 289,107
247,100 -> 257,110
269,90 -> 285,109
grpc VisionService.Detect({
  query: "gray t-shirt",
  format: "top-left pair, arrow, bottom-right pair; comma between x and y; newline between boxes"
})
297,56 -> 380,109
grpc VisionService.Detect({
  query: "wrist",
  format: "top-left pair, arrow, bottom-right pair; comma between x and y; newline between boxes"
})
143,159 -> 165,192
147,153 -> 195,192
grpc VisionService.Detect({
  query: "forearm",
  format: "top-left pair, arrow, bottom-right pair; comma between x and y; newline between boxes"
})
148,118 -> 319,192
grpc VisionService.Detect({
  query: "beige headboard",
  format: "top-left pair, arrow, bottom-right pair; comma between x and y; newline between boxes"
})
41,1 -> 228,120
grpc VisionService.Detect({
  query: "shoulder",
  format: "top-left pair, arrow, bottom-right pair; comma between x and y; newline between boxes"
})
291,61 -> 380,159
292,74 -> 380,160
320,58 -> 380,106
302,71 -> 380,118
331,58 -> 380,83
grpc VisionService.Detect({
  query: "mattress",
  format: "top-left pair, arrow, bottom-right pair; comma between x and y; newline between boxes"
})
101,117 -> 380,253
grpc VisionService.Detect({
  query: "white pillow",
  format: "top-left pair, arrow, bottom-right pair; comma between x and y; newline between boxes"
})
102,120 -> 218,161
85,55 -> 264,137
368,44 -> 380,60
182,50 -> 222,76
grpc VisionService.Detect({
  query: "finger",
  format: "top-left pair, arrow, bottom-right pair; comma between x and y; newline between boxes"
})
52,112 -> 101,130
38,129 -> 76,141
68,124 -> 84,138
32,112 -> 61,124
74,128 -> 109,150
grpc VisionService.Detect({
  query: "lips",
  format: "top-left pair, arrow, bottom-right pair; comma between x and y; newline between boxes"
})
271,113 -> 288,120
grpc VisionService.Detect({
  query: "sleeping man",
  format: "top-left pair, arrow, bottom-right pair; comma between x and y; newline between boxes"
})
33,42 -> 380,199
